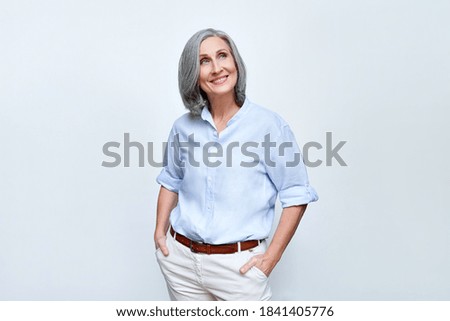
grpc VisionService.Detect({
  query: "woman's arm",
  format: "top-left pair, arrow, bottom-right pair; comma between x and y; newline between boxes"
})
240,204 -> 307,276
154,186 -> 178,256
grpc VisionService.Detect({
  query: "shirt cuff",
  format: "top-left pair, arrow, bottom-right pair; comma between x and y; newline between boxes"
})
156,169 -> 182,193
279,184 -> 319,208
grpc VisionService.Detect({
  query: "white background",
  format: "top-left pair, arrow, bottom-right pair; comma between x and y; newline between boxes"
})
1,0 -> 449,300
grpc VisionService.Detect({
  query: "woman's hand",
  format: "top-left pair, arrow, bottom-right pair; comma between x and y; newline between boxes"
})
240,205 -> 307,277
155,186 -> 178,257
239,253 -> 278,277
155,234 -> 169,256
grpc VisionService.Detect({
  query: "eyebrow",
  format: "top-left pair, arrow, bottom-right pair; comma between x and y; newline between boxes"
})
199,49 -> 229,57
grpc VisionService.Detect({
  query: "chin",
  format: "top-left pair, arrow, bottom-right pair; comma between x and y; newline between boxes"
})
210,88 -> 234,98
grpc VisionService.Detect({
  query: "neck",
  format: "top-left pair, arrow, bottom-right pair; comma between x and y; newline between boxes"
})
207,94 -> 240,133
208,94 -> 239,121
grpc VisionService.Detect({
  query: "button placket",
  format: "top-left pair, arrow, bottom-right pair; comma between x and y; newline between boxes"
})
205,128 -> 218,214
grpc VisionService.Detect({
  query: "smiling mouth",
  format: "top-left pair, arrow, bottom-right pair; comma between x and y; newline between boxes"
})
210,75 -> 228,85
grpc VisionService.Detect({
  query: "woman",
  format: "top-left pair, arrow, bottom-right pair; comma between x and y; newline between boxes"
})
155,28 -> 318,301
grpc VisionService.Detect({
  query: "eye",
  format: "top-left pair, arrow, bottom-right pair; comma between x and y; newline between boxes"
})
218,52 -> 227,59
200,58 -> 210,65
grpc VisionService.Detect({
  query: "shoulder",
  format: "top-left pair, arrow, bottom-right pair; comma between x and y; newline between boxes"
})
247,100 -> 290,134
171,111 -> 203,133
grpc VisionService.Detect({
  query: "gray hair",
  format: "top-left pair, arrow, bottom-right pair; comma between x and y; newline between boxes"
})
178,28 -> 247,116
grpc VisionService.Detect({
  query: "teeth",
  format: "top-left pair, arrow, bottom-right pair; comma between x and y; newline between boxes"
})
212,76 -> 227,84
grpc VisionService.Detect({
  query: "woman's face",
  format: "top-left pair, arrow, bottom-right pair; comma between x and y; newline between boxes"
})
198,36 -> 238,101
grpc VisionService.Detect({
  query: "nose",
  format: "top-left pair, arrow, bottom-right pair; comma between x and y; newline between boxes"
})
211,59 -> 222,74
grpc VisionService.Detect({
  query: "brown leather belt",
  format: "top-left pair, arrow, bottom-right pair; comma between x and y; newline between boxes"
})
170,226 -> 261,255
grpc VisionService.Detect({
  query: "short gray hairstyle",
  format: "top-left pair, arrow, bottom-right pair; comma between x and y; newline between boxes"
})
178,28 -> 247,116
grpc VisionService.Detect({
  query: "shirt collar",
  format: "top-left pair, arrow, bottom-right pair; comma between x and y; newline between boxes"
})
200,98 -> 251,128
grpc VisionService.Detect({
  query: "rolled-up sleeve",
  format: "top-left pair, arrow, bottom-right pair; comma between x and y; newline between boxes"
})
265,125 -> 318,208
156,127 -> 184,193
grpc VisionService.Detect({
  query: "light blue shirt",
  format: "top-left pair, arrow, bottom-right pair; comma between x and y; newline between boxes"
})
157,98 -> 318,244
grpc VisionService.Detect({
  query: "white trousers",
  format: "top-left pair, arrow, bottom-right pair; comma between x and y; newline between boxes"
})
155,232 -> 272,301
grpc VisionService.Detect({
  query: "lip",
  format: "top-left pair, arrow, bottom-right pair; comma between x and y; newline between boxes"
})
210,75 -> 228,85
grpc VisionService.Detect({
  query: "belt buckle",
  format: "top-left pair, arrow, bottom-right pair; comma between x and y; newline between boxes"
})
190,240 -> 200,253
190,240 -> 204,253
